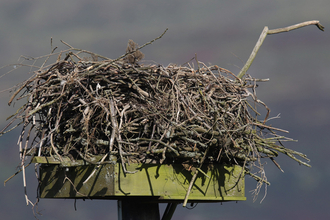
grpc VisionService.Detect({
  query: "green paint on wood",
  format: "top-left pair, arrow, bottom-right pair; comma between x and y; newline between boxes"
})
37,158 -> 245,202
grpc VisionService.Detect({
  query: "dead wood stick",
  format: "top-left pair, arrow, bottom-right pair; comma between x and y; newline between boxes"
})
130,138 -> 180,156
238,20 -> 324,79
8,76 -> 38,106
50,133 -> 63,162
60,40 -> 111,60
267,20 -> 324,34
183,146 -> 209,207
251,122 -> 289,133
109,98 -> 137,174
63,176 -> 88,197
245,169 -> 270,185
83,153 -> 108,184
4,162 -> 31,186
27,95 -> 62,116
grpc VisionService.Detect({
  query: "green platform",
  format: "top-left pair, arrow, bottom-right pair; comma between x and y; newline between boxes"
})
34,157 -> 245,202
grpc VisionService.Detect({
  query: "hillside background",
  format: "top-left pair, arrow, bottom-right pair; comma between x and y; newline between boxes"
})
0,1 -> 329,219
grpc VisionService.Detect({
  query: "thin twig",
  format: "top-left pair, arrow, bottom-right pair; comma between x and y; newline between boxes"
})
183,147 -> 209,207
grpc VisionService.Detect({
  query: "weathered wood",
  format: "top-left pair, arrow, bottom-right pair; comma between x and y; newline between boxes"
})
37,162 -> 246,202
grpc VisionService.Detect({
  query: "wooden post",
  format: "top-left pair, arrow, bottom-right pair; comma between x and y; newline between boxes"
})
118,200 -> 160,220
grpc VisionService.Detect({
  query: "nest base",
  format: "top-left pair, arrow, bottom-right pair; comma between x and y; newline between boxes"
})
37,160 -> 245,202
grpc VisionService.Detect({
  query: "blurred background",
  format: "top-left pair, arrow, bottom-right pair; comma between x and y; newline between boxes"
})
0,0 -> 329,219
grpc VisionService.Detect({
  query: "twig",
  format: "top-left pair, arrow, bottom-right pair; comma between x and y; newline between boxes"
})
60,40 -> 111,60
245,169 -> 270,185
183,147 -> 209,207
251,122 -> 289,133
4,162 -> 31,186
63,176 -> 88,197
83,153 -> 108,184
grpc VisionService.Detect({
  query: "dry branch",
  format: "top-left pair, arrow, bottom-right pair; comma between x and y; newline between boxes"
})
238,20 -> 324,79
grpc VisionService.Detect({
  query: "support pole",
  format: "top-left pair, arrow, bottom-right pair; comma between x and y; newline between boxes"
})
161,203 -> 178,220
118,200 -> 160,220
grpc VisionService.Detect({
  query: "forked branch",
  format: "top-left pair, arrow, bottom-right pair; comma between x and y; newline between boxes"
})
237,20 -> 324,79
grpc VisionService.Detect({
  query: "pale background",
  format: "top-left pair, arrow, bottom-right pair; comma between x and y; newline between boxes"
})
0,1 -> 329,219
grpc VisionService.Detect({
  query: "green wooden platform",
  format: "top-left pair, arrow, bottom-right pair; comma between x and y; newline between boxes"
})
34,157 -> 245,202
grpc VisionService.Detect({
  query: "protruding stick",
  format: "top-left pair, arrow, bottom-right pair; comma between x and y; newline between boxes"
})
237,20 -> 324,79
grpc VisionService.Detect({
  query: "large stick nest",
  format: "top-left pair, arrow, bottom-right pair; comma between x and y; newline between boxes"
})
1,37 -> 309,190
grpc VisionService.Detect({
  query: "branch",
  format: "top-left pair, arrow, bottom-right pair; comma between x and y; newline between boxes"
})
237,26 -> 268,80
267,20 -> 325,34
237,20 -> 324,79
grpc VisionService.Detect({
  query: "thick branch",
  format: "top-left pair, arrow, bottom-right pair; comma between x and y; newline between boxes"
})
237,20 -> 324,79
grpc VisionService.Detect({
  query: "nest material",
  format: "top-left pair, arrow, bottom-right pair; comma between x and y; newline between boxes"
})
2,39 -> 310,188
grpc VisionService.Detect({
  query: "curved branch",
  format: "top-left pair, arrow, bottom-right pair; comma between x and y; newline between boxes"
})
237,20 -> 324,79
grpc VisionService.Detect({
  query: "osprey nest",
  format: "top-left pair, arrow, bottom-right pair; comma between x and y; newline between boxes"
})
2,33 -> 310,188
